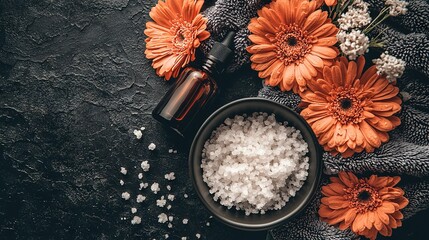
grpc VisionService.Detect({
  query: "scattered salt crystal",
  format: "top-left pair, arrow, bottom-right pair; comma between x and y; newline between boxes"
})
157,196 -> 167,207
139,183 -> 144,190
119,180 -> 124,186
164,234 -> 169,239
196,233 -> 201,239
168,149 -> 173,153
131,216 -> 141,225
167,194 -> 175,201
164,172 -> 176,181
121,192 -> 130,200
148,143 -> 156,151
158,213 -> 168,223
140,161 -> 150,172
120,167 -> 127,175
131,207 -> 137,213
136,194 -> 146,203
184,194 -> 188,198
168,216 -> 173,222
167,223 -> 173,228
133,129 -> 143,139
166,185 -> 171,191
151,182 -> 160,194
140,127 -> 146,131
138,173 -> 143,179
209,215 -> 213,219
166,205 -> 171,210
182,218 -> 188,224
206,222 -> 210,226
173,150 -> 177,153
181,237 -> 187,240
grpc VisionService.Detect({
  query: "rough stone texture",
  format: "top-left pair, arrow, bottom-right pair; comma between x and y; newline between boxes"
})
1,1 -> 427,240
0,0 -> 265,239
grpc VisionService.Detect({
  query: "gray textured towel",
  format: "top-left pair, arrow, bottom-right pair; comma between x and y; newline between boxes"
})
202,0 -> 429,239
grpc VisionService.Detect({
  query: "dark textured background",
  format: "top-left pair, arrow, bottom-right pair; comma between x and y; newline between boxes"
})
0,0 -> 426,239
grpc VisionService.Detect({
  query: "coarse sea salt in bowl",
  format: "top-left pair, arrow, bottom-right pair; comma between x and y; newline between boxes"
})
189,97 -> 322,231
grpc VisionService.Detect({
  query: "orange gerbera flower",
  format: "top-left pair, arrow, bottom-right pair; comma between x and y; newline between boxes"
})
300,56 -> 401,157
247,0 -> 339,93
319,172 -> 409,240
144,0 -> 210,80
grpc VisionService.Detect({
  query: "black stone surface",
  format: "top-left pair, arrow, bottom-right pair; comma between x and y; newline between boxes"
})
0,0 -> 426,239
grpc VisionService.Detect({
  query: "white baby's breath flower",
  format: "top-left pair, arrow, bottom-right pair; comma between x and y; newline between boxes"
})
338,0 -> 371,30
337,30 -> 370,60
372,52 -> 406,82
385,0 -> 408,16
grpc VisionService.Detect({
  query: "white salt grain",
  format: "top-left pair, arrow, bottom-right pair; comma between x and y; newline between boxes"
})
182,218 -> 188,224
119,180 -> 124,186
164,172 -> 176,181
148,143 -> 156,151
168,223 -> 173,228
133,129 -> 143,139
141,161 -> 150,172
167,194 -> 175,201
158,213 -> 168,223
120,167 -> 127,175
181,237 -> 187,240
131,216 -> 141,225
151,182 -> 160,194
131,207 -> 137,213
183,194 -> 188,198
206,222 -> 210,226
168,149 -> 173,153
121,192 -> 130,200
138,173 -> 143,179
201,112 -> 309,215
140,127 -> 146,131
166,185 -> 171,191
173,150 -> 177,153
157,196 -> 167,207
136,194 -> 146,203
164,234 -> 169,239
168,216 -> 173,222
196,233 -> 201,239
166,205 -> 171,210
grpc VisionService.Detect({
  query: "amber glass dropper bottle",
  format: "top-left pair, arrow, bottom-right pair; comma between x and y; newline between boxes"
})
152,31 -> 235,136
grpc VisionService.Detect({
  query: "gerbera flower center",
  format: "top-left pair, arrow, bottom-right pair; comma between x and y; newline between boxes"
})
340,98 -> 352,110
357,190 -> 371,201
274,24 -> 313,65
329,88 -> 363,125
345,183 -> 382,213
170,19 -> 195,54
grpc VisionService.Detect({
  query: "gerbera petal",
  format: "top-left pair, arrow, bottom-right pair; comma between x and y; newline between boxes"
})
311,45 -> 339,59
352,214 -> 366,232
248,34 -> 270,44
305,54 -> 324,69
250,51 -> 277,63
298,62 -> 312,81
303,10 -> 325,32
359,120 -> 382,148
312,116 -> 335,134
338,172 -> 354,188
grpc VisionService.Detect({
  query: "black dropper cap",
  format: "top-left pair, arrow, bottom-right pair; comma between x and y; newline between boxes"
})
202,31 -> 235,75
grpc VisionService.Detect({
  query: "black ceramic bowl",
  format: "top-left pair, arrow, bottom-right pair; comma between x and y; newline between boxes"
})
189,97 -> 322,231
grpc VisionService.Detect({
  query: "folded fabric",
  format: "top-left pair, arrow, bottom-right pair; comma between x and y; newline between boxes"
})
201,0 -> 429,239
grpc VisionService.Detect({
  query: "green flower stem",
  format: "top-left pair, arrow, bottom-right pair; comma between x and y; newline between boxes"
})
363,7 -> 390,34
